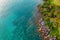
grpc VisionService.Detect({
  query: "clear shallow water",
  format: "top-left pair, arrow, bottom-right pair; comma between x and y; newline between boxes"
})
0,0 -> 43,40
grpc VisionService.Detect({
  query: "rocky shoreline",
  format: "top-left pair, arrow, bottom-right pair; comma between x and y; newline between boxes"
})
35,6 -> 57,40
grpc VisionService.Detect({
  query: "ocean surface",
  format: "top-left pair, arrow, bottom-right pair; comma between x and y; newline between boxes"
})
0,0 -> 43,40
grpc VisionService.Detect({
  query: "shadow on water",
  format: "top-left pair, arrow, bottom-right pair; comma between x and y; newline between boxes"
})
11,0 -> 43,40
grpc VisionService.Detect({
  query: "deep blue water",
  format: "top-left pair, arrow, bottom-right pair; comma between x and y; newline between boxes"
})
0,0 -> 43,40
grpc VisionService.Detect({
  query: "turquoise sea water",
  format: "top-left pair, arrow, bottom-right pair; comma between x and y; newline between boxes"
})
0,0 -> 43,40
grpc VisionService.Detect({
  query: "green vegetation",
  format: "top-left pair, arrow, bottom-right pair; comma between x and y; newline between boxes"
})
39,0 -> 60,40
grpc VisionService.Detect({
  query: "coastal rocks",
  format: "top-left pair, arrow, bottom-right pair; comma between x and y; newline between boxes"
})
36,4 -> 57,40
